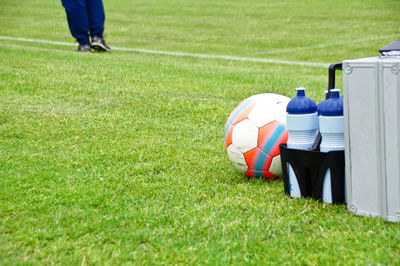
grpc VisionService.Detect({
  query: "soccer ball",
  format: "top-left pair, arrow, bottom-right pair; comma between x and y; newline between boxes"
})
224,93 -> 290,178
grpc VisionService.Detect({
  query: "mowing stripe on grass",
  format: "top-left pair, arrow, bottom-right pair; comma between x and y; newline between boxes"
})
0,35 -> 329,68
253,34 -> 400,55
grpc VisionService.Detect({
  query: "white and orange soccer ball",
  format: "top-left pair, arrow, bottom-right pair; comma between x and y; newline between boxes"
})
224,93 -> 290,178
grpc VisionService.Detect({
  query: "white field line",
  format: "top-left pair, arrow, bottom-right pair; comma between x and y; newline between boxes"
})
0,35 -> 329,68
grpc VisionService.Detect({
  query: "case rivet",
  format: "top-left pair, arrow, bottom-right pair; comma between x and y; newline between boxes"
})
396,212 -> 400,219
345,66 -> 353,74
391,65 -> 399,74
350,204 -> 357,213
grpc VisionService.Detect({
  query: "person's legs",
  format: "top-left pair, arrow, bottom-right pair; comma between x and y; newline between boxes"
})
86,0 -> 105,38
61,0 -> 90,45
87,0 -> 111,52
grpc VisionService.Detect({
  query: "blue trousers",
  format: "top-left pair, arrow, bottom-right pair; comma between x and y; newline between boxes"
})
61,0 -> 105,45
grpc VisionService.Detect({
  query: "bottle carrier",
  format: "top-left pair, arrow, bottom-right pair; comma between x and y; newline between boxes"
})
279,63 -> 345,204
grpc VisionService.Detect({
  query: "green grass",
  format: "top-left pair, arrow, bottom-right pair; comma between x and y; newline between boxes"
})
1,0 -> 400,264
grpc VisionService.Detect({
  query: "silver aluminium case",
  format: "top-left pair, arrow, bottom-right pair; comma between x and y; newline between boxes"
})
343,55 -> 400,222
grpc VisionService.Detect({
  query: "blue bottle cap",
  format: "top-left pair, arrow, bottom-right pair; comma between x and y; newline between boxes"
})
317,91 -> 329,114
286,87 -> 317,114
324,90 -> 329,100
318,88 -> 343,116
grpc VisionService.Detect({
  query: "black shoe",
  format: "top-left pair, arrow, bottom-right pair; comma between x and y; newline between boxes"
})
91,36 -> 111,52
75,43 -> 91,52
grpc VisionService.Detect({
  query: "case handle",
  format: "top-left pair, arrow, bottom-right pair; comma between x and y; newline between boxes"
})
327,63 -> 343,98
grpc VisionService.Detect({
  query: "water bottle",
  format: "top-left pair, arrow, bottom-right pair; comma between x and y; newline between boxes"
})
286,87 -> 318,198
317,91 -> 329,115
318,88 -> 344,203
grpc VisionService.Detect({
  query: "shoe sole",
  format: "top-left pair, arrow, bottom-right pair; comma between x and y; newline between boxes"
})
91,42 -> 111,52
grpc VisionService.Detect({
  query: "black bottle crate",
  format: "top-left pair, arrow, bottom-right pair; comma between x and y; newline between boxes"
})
279,144 -> 345,204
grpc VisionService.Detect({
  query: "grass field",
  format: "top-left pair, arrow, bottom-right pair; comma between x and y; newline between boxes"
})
1,0 -> 400,264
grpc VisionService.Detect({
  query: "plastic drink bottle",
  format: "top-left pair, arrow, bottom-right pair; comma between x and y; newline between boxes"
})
317,91 -> 329,115
318,88 -> 344,203
286,87 -> 318,198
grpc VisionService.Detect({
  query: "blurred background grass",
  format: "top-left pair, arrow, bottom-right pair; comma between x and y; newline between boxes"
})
0,0 -> 400,264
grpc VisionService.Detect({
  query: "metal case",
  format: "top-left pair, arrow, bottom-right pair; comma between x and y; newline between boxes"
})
343,55 -> 400,222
